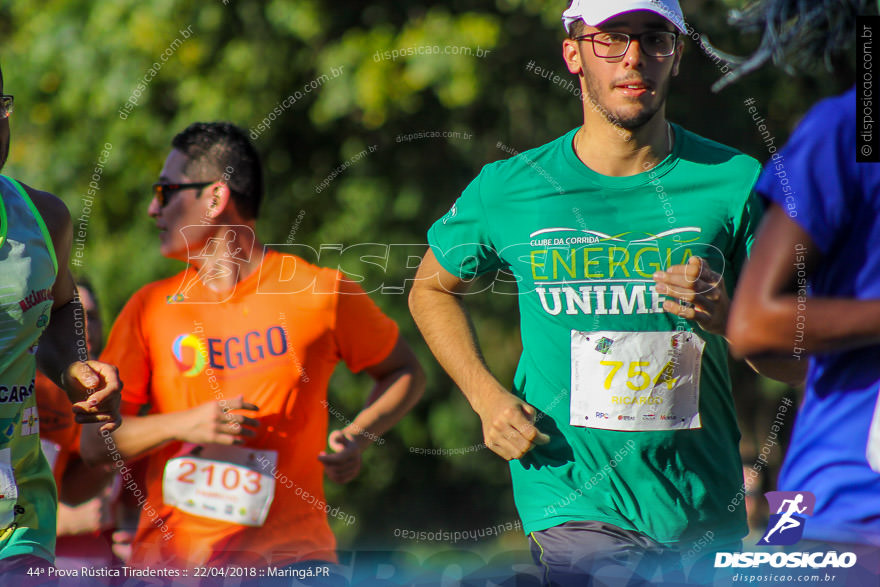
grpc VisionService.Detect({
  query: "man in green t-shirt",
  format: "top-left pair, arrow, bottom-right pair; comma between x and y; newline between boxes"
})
0,62 -> 122,580
409,0 -> 804,584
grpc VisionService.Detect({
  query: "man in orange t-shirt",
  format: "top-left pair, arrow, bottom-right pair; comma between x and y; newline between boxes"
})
81,122 -> 424,571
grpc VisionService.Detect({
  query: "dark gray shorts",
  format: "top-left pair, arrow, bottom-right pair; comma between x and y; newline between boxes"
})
528,521 -> 738,586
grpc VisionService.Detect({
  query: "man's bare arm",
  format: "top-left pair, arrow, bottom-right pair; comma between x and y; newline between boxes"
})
81,396 -> 259,466
318,338 -> 425,483
27,185 -> 122,431
408,248 -> 548,460
345,338 -> 424,447
655,255 -> 807,385
728,203 -> 880,357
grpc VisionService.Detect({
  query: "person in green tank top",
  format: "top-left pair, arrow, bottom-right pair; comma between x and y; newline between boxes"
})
0,63 -> 122,578
409,1 -> 806,585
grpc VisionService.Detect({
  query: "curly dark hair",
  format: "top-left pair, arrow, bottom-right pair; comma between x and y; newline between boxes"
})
171,122 -> 264,219
712,0 -> 875,90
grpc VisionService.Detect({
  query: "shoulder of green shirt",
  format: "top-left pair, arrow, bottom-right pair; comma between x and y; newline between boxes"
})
468,134 -> 570,205
677,125 -> 762,174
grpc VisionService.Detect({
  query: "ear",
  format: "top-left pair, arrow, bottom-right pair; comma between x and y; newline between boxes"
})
204,181 -> 232,218
562,38 -> 584,75
671,39 -> 684,77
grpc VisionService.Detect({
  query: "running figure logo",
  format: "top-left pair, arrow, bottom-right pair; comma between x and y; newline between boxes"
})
758,491 -> 816,545
171,225 -> 255,304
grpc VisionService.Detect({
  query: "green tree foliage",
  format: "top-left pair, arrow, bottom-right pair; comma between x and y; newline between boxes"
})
0,0 -> 852,562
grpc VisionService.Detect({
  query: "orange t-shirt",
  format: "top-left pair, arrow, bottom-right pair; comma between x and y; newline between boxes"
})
34,371 -> 78,490
100,249 -> 399,569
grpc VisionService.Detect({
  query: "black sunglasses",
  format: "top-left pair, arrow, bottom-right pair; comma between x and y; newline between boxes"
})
152,182 -> 212,208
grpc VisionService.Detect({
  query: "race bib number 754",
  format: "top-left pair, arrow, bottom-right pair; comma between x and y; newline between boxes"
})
570,330 -> 705,431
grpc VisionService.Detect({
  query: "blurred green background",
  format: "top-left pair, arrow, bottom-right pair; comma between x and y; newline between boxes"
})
0,0 -> 856,570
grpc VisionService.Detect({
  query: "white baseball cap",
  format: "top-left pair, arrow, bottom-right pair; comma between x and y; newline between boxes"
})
562,0 -> 687,35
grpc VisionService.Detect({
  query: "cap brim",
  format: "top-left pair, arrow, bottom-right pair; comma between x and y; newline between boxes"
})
563,5 -> 687,35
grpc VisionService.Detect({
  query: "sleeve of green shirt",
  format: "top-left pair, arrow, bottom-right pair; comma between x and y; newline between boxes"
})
427,165 -> 504,279
727,171 -> 766,290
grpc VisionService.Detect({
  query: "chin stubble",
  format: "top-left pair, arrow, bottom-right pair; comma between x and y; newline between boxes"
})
582,69 -> 670,131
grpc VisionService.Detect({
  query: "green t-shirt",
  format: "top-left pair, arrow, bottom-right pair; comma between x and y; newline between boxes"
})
428,125 -> 762,545
0,175 -> 59,563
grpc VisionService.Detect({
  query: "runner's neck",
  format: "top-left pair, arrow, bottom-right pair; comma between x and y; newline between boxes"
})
573,115 -> 673,177
187,227 -> 265,293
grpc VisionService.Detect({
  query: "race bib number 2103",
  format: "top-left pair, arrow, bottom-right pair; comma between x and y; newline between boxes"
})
163,444 -> 277,527
570,330 -> 705,431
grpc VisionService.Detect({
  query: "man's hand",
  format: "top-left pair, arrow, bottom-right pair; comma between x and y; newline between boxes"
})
654,256 -> 729,336
318,430 -> 363,483
56,490 -> 115,536
475,388 -> 550,461
176,395 -> 259,445
64,360 -> 122,433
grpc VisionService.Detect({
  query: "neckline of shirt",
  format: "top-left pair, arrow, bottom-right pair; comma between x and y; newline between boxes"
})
562,123 -> 682,191
182,248 -> 276,302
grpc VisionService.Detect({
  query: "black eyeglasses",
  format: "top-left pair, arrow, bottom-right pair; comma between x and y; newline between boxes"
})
0,95 -> 13,119
152,182 -> 212,208
574,31 -> 678,58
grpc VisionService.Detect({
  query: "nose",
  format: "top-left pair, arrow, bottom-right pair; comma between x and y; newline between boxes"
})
622,37 -> 644,69
148,194 -> 161,218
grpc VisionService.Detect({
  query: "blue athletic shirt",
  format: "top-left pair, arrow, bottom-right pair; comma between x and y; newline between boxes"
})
755,85 -> 880,546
